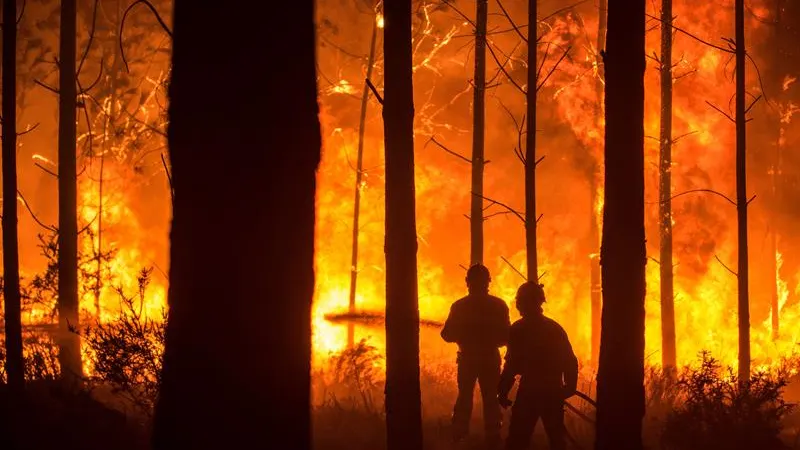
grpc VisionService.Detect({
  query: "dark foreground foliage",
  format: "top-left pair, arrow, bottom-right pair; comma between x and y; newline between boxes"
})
0,380 -> 148,450
662,353 -> 795,450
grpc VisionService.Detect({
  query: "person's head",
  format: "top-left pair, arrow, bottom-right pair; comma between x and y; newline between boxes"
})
465,264 -> 491,294
516,282 -> 546,317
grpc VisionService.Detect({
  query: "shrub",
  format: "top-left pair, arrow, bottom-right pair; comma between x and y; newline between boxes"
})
662,353 -> 794,450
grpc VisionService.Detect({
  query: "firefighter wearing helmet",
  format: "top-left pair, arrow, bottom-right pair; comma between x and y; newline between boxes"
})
441,263 -> 511,447
497,282 -> 579,450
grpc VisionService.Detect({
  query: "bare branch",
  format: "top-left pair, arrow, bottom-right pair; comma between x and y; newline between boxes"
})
705,101 -> 736,123
657,188 -> 737,207
501,256 -> 527,281
747,194 -> 757,205
79,215 -> 99,235
514,147 -> 526,165
745,94 -> 762,114
565,402 -> 595,425
161,153 -> 174,203
34,79 -> 59,95
495,0 -> 527,43
474,193 -> 526,224
714,254 -> 738,277
426,137 -> 471,164
645,13 -> 734,54
537,46 -> 571,91
79,58 -> 104,95
486,42 -> 526,95
34,162 -> 58,178
366,78 -> 384,104
18,123 -> 40,137
120,0 -> 173,73
672,130 -> 697,144
16,190 -> 56,231
541,0 -> 590,23
673,68 -> 697,82
745,52 -> 772,109
487,41 -> 522,86
77,0 -> 100,77
484,210 -> 515,220
16,0 -> 26,25
440,1 -> 476,28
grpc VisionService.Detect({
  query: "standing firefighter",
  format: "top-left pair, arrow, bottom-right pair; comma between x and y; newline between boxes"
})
441,264 -> 511,446
498,282 -> 578,450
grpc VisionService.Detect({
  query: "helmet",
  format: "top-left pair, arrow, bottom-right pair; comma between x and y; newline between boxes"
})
516,282 -> 546,315
465,263 -> 491,286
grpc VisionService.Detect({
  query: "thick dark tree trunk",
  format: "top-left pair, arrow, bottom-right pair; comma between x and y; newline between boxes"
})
595,0 -> 646,448
383,1 -> 423,449
735,0 -> 750,383
58,0 -> 82,383
658,0 -> 676,369
3,0 -> 24,391
348,9 -> 380,347
590,0 -> 607,366
470,0 -> 487,265
151,2 -> 320,448
525,0 -> 538,279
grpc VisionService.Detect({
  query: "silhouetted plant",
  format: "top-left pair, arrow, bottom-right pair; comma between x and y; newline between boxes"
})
325,339 -> 384,412
662,352 -> 794,450
83,268 -> 166,417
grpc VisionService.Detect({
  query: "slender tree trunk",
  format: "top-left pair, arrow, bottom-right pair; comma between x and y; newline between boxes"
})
470,0 -> 487,265
348,9 -> 380,347
658,0 -> 676,369
383,1 -> 423,449
590,0 -> 607,365
3,0 -> 25,391
151,2 -> 319,448
525,0 -> 538,280
595,0 -> 646,448
58,0 -> 83,383
735,0 -> 750,383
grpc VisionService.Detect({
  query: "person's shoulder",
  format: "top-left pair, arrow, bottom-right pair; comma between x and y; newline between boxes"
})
488,295 -> 509,310
451,296 -> 469,309
542,316 -> 568,335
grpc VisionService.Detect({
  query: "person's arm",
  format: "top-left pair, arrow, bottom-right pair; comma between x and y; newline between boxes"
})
561,329 -> 579,398
440,303 -> 460,343
498,325 -> 521,404
495,301 -> 511,348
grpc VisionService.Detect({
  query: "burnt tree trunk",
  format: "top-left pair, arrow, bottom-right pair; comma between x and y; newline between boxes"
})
151,2 -> 320,448
595,0 -> 646,448
383,0 -> 423,449
470,0 -> 487,265
590,0 -> 607,365
58,0 -> 82,383
3,0 -> 24,391
658,0 -> 676,369
348,8 -> 380,347
735,0 -> 751,382
525,0 -> 538,279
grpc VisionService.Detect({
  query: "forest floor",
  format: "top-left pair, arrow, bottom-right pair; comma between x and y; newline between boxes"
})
3,339 -> 800,450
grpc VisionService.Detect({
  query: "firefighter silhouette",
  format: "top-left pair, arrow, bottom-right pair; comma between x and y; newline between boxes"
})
441,264 -> 511,445
497,282 -> 579,450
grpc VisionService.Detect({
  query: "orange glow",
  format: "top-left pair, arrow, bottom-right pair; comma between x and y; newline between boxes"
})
312,0 -> 800,373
